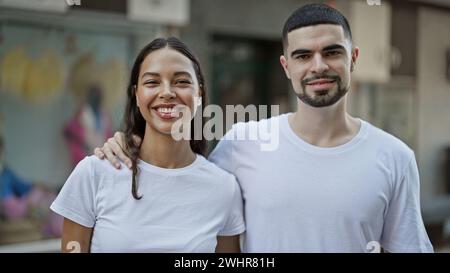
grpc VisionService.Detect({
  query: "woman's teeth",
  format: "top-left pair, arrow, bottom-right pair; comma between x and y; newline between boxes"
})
157,108 -> 176,113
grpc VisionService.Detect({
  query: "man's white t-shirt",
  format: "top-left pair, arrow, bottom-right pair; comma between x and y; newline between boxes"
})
208,113 -> 433,253
51,154 -> 245,252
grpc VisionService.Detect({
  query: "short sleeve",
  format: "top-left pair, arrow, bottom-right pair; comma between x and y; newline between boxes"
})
218,175 -> 245,236
50,156 -> 97,228
380,153 -> 434,252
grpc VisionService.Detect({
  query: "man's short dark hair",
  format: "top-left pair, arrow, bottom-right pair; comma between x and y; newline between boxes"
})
282,3 -> 353,52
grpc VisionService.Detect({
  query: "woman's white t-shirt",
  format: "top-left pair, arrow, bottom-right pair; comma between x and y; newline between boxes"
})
51,154 -> 245,252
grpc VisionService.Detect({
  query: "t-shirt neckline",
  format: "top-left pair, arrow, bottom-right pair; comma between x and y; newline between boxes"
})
281,113 -> 369,155
137,154 -> 203,175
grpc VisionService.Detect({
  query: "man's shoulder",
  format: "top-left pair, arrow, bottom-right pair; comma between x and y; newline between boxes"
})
363,120 -> 414,160
196,155 -> 238,187
224,113 -> 287,140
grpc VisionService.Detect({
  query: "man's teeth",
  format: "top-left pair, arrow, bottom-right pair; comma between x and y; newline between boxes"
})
157,108 -> 176,113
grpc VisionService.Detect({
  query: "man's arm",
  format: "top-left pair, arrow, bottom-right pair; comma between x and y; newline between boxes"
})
94,132 -> 141,169
380,153 -> 433,252
61,218 -> 93,253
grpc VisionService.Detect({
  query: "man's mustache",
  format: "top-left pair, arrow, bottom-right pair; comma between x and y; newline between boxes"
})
301,75 -> 341,86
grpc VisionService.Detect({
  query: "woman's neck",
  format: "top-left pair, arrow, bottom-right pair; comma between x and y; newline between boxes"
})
139,124 -> 196,169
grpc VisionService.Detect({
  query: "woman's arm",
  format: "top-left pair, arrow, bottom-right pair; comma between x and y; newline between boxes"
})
61,218 -> 93,253
215,235 -> 241,253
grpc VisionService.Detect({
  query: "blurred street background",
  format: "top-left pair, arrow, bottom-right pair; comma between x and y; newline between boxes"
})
0,0 -> 450,252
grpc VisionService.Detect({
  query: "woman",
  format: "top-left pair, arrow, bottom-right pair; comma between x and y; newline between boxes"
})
51,37 -> 245,253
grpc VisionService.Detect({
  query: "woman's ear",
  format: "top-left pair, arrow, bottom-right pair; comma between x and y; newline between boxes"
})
133,85 -> 140,108
196,95 -> 202,106
192,87 -> 203,118
197,85 -> 203,106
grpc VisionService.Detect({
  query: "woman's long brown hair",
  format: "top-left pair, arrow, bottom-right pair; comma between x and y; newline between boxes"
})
122,37 -> 207,200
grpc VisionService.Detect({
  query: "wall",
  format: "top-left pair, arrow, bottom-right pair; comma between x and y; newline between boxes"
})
417,7 -> 450,199
0,9 -> 149,188
180,0 -> 312,120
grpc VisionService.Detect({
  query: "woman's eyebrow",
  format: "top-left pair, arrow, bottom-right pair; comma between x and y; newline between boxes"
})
141,72 -> 159,79
174,71 -> 193,78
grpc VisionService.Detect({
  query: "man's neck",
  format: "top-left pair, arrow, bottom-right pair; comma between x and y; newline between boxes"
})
139,125 -> 196,169
289,97 -> 361,147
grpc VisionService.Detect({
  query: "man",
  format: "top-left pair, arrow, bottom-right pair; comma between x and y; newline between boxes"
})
93,4 -> 432,252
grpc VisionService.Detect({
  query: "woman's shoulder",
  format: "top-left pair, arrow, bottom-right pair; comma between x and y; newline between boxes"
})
65,156 -> 130,194
74,155 -> 130,178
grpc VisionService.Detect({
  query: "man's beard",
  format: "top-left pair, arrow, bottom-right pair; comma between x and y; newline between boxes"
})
296,75 -> 349,108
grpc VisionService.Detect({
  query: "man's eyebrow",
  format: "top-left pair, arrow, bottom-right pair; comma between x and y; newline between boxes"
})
322,44 -> 346,51
290,44 -> 346,58
290,49 -> 312,58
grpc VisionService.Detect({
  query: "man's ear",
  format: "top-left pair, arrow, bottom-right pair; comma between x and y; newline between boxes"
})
280,55 -> 291,79
350,47 -> 359,72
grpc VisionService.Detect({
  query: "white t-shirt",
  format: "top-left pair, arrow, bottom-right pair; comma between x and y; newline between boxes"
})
51,154 -> 245,253
209,113 -> 433,253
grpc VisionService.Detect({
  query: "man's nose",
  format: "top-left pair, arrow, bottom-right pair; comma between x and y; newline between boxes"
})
310,54 -> 329,74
